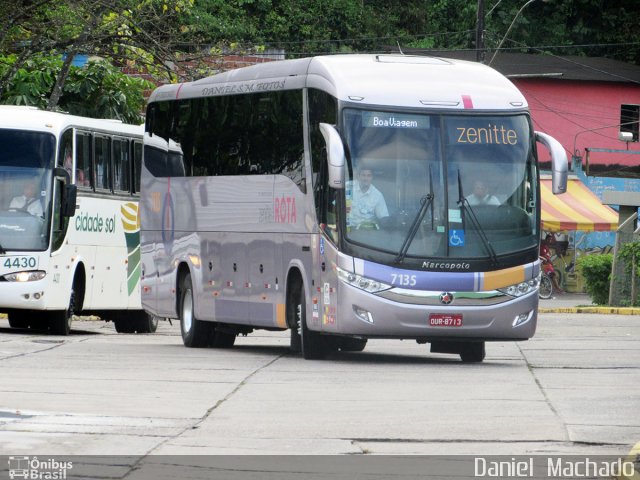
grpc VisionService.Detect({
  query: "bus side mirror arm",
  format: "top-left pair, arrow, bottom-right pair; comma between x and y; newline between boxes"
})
535,131 -> 568,195
319,123 -> 345,189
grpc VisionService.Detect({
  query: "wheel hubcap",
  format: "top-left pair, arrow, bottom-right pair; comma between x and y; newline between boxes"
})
183,290 -> 193,332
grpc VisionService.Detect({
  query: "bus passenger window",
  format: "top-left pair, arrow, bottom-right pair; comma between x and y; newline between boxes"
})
113,138 -> 131,193
75,132 -> 92,187
94,136 -> 111,190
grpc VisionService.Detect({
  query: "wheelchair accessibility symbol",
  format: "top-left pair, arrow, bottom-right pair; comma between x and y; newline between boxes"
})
449,229 -> 465,247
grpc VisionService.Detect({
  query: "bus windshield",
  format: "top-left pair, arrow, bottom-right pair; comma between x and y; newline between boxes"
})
0,130 -> 55,251
343,109 -> 537,263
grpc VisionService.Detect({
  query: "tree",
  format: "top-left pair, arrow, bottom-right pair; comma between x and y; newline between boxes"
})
0,54 -> 153,122
0,0 -> 195,110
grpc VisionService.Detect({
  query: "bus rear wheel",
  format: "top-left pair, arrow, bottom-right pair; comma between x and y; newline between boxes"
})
180,274 -> 209,348
210,326 -> 236,348
114,318 -> 135,333
338,337 -> 367,352
134,311 -> 158,333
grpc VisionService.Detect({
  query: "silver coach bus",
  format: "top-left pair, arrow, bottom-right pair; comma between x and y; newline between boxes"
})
140,54 -> 567,362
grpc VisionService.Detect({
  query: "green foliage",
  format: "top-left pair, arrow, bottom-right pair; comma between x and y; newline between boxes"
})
0,55 -> 153,123
617,241 -> 640,274
577,253 -> 613,305
0,56 -> 59,108
617,240 -> 640,306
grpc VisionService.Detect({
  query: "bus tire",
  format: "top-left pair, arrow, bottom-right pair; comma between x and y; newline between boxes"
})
50,288 -> 75,336
179,274 -> 209,348
296,284 -> 328,360
134,311 -> 158,334
8,311 -> 29,329
460,342 -> 485,363
210,327 -> 236,348
114,316 -> 135,333
289,328 -> 302,353
338,337 -> 367,352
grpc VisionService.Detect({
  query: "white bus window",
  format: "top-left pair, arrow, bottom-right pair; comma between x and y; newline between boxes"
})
94,135 -> 111,190
75,132 -> 92,187
113,137 -> 131,193
133,141 -> 142,193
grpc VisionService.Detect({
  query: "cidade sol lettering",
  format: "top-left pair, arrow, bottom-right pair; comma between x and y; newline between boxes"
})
75,212 -> 117,233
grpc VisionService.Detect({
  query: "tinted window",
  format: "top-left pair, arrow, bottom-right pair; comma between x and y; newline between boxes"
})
146,90 -> 305,190
113,137 -> 131,193
94,136 -> 111,190
76,132 -> 92,187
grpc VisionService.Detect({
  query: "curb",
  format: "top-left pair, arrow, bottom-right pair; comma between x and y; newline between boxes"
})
539,307 -> 640,315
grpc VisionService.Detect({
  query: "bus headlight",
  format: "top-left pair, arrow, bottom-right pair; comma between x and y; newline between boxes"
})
3,271 -> 46,282
337,267 -> 391,293
497,273 -> 540,298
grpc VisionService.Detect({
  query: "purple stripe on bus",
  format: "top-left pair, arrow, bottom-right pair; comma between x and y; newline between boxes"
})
361,261 -> 477,291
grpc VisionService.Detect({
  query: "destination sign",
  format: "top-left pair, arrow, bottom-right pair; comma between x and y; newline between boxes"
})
362,112 -> 430,129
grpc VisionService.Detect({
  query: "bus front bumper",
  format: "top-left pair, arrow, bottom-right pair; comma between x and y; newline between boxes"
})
322,284 -> 538,341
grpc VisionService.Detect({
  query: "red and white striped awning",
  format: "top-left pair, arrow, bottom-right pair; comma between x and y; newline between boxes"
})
541,178 -> 618,232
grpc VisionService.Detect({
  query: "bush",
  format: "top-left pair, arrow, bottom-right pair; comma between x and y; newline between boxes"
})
617,240 -> 640,306
577,253 -> 613,305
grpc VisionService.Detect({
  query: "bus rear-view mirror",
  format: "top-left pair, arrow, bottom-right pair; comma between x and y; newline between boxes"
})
319,123 -> 345,189
62,184 -> 77,217
535,131 -> 568,194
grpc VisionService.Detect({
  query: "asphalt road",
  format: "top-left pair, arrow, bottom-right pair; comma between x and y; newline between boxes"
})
0,311 -> 638,459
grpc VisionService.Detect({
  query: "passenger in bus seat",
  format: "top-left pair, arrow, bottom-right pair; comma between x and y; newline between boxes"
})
9,179 -> 44,217
348,163 -> 389,229
63,148 -> 73,177
76,168 -> 89,186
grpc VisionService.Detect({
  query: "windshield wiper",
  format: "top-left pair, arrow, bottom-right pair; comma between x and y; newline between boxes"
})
395,165 -> 435,264
456,170 -> 498,266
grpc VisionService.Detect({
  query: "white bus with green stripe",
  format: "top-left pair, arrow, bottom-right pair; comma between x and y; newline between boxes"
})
140,54 -> 567,361
0,106 -> 155,334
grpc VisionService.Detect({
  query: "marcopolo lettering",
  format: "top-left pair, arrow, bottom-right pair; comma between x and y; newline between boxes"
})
75,212 -> 117,233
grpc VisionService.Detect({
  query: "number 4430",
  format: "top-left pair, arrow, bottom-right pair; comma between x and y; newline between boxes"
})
4,257 -> 37,269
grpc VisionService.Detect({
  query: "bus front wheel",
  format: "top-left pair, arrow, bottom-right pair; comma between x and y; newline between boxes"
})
49,288 -> 75,335
296,284 -> 330,360
179,274 -> 209,348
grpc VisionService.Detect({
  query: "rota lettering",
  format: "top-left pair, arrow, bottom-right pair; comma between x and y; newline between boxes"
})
274,196 -> 297,224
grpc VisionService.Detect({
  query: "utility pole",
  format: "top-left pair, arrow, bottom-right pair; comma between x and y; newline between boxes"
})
476,0 -> 485,63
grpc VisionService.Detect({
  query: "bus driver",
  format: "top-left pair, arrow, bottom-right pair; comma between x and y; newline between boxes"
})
348,163 -> 389,229
9,179 -> 43,217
